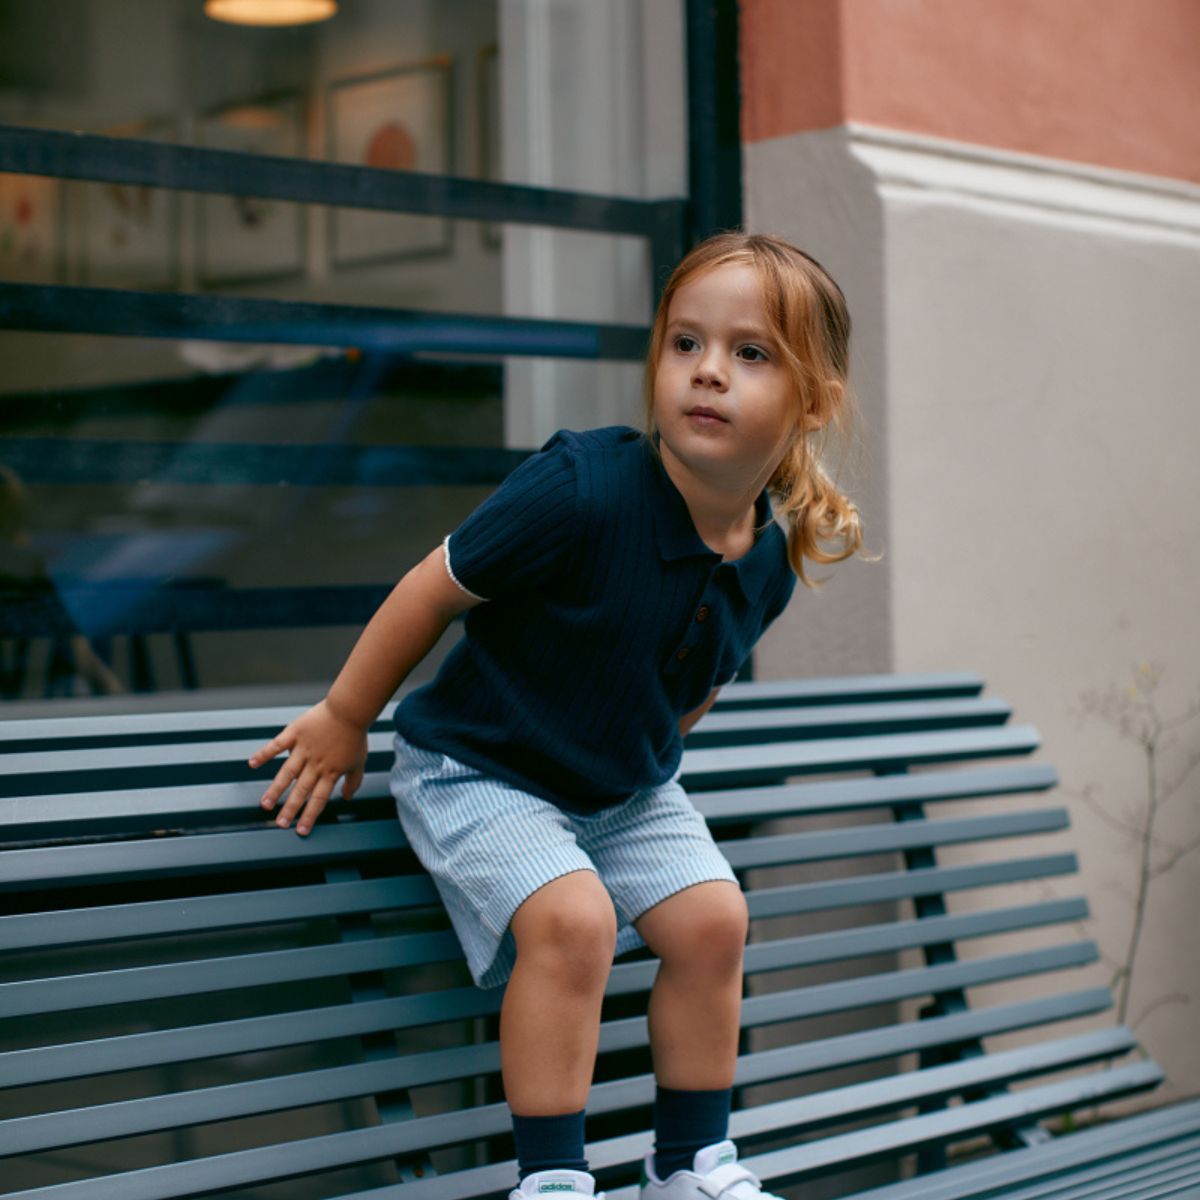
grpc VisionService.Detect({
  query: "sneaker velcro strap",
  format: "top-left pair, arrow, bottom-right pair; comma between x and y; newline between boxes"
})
696,1164 -> 762,1200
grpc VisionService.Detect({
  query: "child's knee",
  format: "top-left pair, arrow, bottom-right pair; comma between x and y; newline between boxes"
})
651,882 -> 748,972
694,886 -> 749,962
511,870 -> 617,987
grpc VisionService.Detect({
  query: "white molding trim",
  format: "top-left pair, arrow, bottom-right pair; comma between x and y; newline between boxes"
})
843,121 -> 1200,240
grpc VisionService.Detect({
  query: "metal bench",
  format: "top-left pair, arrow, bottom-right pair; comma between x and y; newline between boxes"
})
3,671 -> 1198,1199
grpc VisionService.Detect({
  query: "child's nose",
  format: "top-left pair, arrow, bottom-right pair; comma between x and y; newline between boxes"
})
693,349 -> 728,387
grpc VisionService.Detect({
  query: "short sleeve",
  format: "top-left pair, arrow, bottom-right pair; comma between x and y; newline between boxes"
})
444,432 -> 577,602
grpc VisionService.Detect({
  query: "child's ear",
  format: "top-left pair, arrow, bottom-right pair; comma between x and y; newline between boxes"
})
801,379 -> 842,432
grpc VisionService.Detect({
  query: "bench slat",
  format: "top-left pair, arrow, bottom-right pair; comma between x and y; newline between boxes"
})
0,761 -> 1060,841
984,1145 -> 1200,1200
2,807 -> 1066,891
0,703 -> 354,749
695,762 -> 1059,823
0,731 -> 399,791
2,854 -> 1077,953
5,1025 -> 1138,1160
0,692 -> 998,772
739,941 -> 1098,1028
681,725 -> 1042,785
3,930 -> 463,1016
830,1098 -> 1200,1200
291,1065 -> 1170,1200
0,778 -> 327,836
0,876 -> 439,951
708,1026 -> 1141,1159
743,898 -> 1089,972
3,990 -> 493,1088
689,697 -> 1012,746
603,1065 -> 1167,1200
2,1049 -> 1156,1200
6,970 -> 1109,1112
0,673 -> 986,752
5,896 -> 1090,1019
714,672 -> 985,709
731,988 -> 1115,1093
0,821 -> 407,891
721,808 -> 1069,869
585,1028 -> 1144,1148
746,854 -> 1078,919
992,1151 -> 1200,1200
0,725 -> 1039,797
2,973 -> 1114,1091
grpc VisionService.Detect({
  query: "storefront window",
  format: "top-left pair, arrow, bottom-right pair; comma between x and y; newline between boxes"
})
0,0 -> 686,708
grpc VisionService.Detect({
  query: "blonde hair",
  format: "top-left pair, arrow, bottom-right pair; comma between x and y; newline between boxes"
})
642,231 -> 879,589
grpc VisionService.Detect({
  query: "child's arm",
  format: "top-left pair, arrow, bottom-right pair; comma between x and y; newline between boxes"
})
679,687 -> 721,739
247,545 -> 482,836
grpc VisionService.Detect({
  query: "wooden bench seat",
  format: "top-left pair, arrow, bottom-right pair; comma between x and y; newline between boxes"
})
3,671 -> 1198,1199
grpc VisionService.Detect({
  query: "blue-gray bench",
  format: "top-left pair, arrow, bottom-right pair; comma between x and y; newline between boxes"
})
3,671 -> 1199,1200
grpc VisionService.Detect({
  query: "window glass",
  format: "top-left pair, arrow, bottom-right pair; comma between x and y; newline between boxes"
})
0,0 -> 681,711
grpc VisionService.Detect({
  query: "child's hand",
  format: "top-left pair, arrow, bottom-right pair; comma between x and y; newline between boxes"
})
246,699 -> 369,836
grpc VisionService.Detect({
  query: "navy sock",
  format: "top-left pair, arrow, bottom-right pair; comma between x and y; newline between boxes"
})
653,1085 -> 733,1179
511,1109 -> 589,1181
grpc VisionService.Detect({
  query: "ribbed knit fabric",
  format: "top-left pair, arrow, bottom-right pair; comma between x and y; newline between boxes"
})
652,1085 -> 733,1179
393,426 -> 795,814
512,1109 -> 589,1179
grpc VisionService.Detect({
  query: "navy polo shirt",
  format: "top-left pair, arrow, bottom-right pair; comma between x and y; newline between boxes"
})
393,425 -> 796,813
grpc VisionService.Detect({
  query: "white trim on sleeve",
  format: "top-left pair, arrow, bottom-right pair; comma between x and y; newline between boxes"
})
442,534 -> 488,603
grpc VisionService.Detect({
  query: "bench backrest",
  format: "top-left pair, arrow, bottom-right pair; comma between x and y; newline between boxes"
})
0,672 -> 1156,1199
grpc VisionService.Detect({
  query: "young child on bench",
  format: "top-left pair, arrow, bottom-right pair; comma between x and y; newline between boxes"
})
249,230 -> 872,1200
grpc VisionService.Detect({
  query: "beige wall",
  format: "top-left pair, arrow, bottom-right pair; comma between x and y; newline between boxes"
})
746,116 -> 1200,1108
742,0 -> 1200,1112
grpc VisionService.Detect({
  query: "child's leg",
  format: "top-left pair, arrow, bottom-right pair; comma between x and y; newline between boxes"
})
503,868 -> 617,1177
633,881 -> 749,1176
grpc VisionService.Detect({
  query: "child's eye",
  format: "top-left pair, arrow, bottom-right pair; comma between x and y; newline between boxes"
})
674,335 -> 698,352
739,345 -> 769,363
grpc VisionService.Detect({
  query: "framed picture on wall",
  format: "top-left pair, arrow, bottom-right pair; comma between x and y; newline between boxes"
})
74,117 -> 179,290
476,43 -> 501,251
1,170 -> 62,284
196,91 -> 307,287
327,58 -> 453,269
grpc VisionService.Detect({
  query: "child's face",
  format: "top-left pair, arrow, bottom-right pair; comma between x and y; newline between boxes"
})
653,260 -> 799,490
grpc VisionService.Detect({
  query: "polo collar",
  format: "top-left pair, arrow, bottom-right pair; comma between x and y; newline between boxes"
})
642,433 -> 783,605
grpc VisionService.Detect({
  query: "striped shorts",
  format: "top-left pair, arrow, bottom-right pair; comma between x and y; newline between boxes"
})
389,731 -> 739,989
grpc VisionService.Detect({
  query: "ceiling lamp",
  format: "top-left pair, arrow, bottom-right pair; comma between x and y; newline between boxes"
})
204,0 -> 338,27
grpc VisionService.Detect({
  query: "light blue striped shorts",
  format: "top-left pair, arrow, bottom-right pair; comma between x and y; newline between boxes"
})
389,731 -> 739,989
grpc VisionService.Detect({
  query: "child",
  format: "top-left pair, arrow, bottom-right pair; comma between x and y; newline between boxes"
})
248,231 -> 869,1200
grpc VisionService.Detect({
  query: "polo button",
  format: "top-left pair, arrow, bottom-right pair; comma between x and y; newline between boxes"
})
695,606 -> 710,622
675,647 -> 690,662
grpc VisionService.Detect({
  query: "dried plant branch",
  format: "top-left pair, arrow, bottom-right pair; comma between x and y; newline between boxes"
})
1075,662 -> 1199,1029
1132,993 -> 1190,1032
1160,692 -> 1200,735
1158,746 -> 1200,811
1067,784 -> 1145,843
1152,830 -> 1200,879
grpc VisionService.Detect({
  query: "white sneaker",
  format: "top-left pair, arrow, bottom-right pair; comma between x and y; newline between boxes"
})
510,1168 -> 604,1200
639,1141 -> 781,1200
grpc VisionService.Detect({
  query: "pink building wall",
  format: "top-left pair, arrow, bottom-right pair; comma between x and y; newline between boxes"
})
740,0 -> 1200,184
